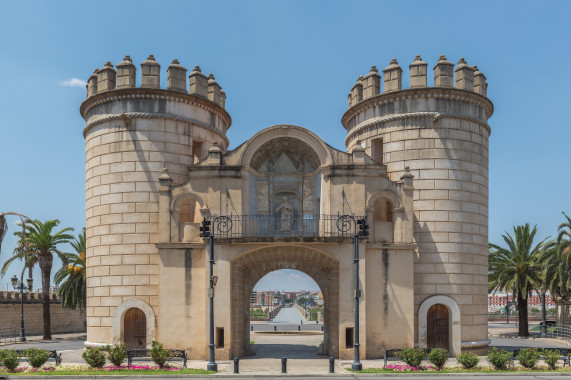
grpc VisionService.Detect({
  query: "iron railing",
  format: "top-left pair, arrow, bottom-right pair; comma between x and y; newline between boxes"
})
0,327 -> 18,344
206,214 -> 365,239
547,324 -> 571,341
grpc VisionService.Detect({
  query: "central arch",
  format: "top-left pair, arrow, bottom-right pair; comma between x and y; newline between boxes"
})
231,245 -> 339,358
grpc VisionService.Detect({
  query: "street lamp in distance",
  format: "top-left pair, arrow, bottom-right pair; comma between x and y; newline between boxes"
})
11,274 -> 33,342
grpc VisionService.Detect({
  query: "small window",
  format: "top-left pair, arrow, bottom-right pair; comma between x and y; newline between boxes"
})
371,138 -> 383,164
216,327 -> 224,348
345,327 -> 354,349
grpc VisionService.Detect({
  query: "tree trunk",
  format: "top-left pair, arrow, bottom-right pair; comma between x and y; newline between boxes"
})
39,253 -> 53,340
517,291 -> 529,337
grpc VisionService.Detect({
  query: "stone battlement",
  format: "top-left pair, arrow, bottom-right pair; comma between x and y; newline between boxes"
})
86,55 -> 226,109
0,291 -> 60,304
347,55 -> 488,108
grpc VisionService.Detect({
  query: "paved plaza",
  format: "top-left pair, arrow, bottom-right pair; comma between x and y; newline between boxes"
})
1,308 -> 570,375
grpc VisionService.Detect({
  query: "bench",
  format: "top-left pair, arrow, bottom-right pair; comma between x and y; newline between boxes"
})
384,348 -> 433,368
14,349 -> 62,366
512,348 -> 570,367
126,349 -> 187,368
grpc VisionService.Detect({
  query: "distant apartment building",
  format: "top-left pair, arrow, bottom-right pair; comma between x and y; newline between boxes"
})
488,291 -> 555,311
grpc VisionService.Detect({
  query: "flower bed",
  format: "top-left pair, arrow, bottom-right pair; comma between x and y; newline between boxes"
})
0,364 -> 213,376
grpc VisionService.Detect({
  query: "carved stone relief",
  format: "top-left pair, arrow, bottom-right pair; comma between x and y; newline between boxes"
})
257,181 -> 269,212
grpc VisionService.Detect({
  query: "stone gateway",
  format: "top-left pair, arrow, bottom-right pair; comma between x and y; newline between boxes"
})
81,54 -> 493,359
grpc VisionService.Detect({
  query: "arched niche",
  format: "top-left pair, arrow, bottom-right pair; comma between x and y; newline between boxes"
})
367,192 -> 401,243
172,193 -> 205,243
418,295 -> 461,356
112,299 -> 156,348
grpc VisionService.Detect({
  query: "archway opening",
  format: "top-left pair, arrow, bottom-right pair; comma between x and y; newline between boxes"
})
123,308 -> 146,349
248,269 -> 325,358
427,304 -> 450,351
231,246 -> 339,359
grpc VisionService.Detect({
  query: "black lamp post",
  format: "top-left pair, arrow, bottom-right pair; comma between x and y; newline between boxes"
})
200,215 -> 232,373
11,274 -> 33,342
541,288 -> 547,338
336,214 -> 368,372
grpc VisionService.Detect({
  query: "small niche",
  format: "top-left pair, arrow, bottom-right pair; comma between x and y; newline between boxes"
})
216,327 -> 224,349
345,327 -> 354,349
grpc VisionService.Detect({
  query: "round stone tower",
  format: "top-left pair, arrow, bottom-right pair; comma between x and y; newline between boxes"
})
342,55 -> 493,351
80,54 -> 231,346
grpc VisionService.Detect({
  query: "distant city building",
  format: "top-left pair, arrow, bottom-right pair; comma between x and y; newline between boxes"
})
488,291 -> 555,311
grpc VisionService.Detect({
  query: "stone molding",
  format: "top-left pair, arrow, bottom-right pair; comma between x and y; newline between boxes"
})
366,191 -> 403,211
344,111 -> 491,147
83,111 -> 229,147
111,299 -> 156,348
341,87 -> 494,127
418,295 -> 461,356
80,88 -> 231,128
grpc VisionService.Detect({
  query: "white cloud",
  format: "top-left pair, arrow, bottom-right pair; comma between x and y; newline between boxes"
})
60,78 -> 86,88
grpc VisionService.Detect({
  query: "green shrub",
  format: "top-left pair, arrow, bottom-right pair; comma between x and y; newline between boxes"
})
0,349 -> 5,366
1,349 -> 20,372
105,343 -> 127,367
486,347 -> 512,370
150,341 -> 172,368
396,348 -> 426,368
24,348 -> 50,368
517,348 -> 541,369
542,349 -> 560,370
457,352 -> 479,369
82,347 -> 106,368
427,348 -> 449,369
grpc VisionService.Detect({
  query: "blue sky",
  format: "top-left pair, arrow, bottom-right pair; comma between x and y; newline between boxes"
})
0,0 -> 570,291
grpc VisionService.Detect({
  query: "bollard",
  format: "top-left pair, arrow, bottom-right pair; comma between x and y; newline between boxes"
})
298,325 -> 301,331
233,357 -> 239,374
250,325 -> 253,331
321,326 -> 324,331
281,357 -> 287,373
329,357 -> 335,373
274,325 -> 277,331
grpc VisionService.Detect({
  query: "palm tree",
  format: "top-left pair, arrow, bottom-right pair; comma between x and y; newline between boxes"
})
2,219 -> 73,339
54,229 -> 86,310
489,223 -> 548,336
543,212 -> 571,302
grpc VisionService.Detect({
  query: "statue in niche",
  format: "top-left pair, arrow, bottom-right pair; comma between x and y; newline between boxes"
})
275,196 -> 295,231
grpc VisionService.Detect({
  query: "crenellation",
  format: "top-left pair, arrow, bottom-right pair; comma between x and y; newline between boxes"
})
409,55 -> 427,88
434,54 -> 455,87
167,59 -> 187,93
473,65 -> 488,96
207,73 -> 222,106
87,69 -> 98,97
455,57 -> 475,91
362,66 -> 381,100
116,55 -> 136,88
140,54 -> 160,88
383,58 -> 403,92
97,62 -> 116,93
188,65 -> 208,98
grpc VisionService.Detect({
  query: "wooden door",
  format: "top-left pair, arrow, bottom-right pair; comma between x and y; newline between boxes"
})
427,304 -> 449,351
124,308 -> 146,349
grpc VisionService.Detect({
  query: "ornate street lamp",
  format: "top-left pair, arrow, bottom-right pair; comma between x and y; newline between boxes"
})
200,215 -> 232,373
11,274 -> 33,342
336,214 -> 368,371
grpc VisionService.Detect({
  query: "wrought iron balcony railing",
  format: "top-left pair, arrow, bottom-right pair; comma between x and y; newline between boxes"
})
205,214 -> 365,239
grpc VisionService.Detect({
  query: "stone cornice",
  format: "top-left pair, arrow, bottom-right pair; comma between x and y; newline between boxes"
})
83,111 -> 230,147
341,87 -> 494,128
344,111 -> 491,146
79,88 -> 232,130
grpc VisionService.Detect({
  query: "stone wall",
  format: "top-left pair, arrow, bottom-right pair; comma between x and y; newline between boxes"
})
0,292 -> 86,335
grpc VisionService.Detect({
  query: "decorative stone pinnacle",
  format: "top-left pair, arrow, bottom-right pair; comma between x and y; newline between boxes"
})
104,61 -> 113,68
458,57 -> 467,65
124,55 -> 132,62
439,55 -> 447,61
208,73 -> 215,79
414,55 -> 422,61
193,65 -> 201,72
390,58 -> 398,65
370,65 -> 378,73
147,54 -> 156,61
172,59 -> 180,64
358,75 -> 364,81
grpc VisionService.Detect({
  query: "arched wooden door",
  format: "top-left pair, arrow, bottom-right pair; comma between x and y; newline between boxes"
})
427,304 -> 449,351
124,308 -> 146,349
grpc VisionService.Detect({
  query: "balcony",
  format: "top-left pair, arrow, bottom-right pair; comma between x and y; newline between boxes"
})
203,214 -> 365,240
